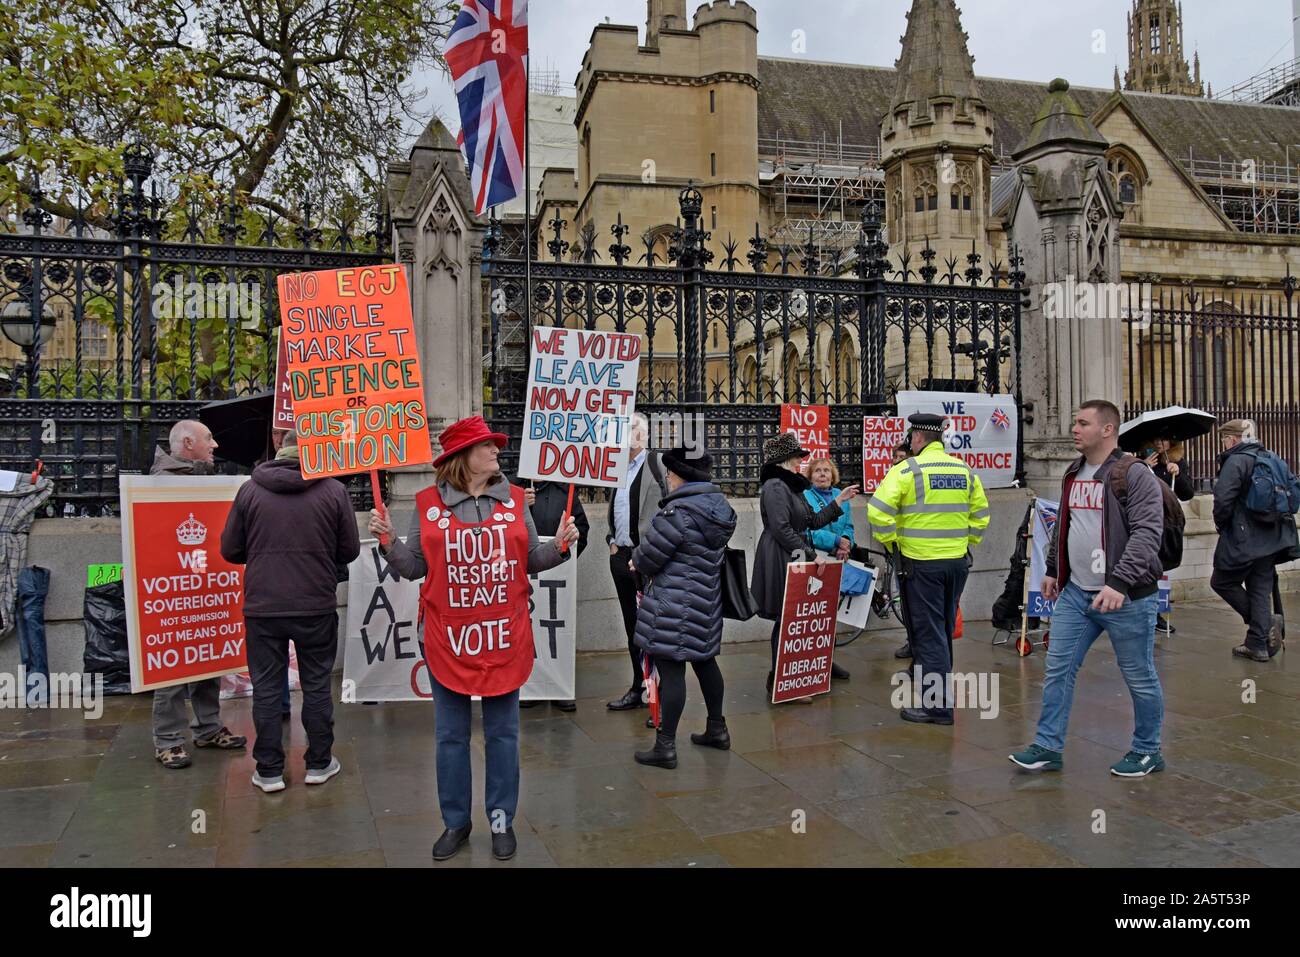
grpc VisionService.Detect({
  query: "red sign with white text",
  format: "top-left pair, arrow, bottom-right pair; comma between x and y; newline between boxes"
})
772,561 -> 842,703
127,500 -> 247,691
781,404 -> 829,474
862,416 -> 908,492
273,332 -> 295,430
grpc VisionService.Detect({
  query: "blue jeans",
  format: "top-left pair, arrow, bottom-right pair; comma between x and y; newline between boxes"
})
1034,582 -> 1163,754
16,566 -> 50,706
430,673 -> 520,831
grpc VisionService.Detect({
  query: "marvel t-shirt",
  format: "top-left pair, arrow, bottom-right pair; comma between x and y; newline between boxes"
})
1066,461 -> 1105,591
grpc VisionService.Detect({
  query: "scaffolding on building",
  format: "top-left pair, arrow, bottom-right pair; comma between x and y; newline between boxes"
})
1180,149 -> 1300,235
759,132 -> 884,252
1214,56 -> 1300,108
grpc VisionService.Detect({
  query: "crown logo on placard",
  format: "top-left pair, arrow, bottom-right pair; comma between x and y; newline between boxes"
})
176,513 -> 208,546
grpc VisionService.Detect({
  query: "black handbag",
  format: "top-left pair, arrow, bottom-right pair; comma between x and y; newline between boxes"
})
721,547 -> 758,621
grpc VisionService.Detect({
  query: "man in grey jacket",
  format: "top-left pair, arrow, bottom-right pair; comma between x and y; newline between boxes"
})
1011,400 -> 1168,778
151,420 -> 247,769
605,412 -> 669,712
1211,419 -> 1295,662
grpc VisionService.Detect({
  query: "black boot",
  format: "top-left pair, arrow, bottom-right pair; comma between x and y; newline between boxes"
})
634,731 -> 677,769
894,641 -> 912,659
765,671 -> 774,694
830,661 -> 850,680
432,823 -> 472,861
690,717 -> 731,750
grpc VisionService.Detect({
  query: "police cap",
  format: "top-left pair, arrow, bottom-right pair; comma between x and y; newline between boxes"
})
907,412 -> 946,435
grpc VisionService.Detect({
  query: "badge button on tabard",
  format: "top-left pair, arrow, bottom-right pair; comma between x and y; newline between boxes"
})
504,498 -> 515,508
437,517 -> 450,530
493,512 -> 505,522
426,507 -> 440,522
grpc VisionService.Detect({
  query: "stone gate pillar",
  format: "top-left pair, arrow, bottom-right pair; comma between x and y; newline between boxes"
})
1003,80 -> 1124,490
386,119 -> 486,508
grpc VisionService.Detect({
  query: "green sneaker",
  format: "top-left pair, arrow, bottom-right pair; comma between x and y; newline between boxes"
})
1009,743 -> 1063,771
1110,750 -> 1165,777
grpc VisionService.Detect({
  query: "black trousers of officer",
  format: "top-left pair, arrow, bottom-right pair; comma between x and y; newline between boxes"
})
900,557 -> 969,719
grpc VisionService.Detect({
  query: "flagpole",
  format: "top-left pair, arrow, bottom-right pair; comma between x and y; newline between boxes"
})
524,37 -> 533,345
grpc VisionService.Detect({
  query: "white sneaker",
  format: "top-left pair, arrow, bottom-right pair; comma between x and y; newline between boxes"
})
304,757 -> 341,785
252,771 -> 286,793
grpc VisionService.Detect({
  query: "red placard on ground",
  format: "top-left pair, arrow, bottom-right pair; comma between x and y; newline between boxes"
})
272,332 -> 295,430
772,561 -> 843,704
119,476 -> 250,693
781,404 -> 829,474
862,416 -> 908,492
276,265 -> 432,478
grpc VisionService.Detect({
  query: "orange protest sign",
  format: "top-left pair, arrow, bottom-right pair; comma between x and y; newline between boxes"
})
276,265 -> 432,478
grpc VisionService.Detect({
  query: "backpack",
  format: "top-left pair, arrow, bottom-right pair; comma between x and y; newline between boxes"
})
1108,455 -> 1185,572
1242,447 -> 1300,523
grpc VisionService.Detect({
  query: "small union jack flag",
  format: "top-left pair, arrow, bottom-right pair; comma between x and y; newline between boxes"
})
990,408 -> 1011,430
446,0 -> 528,215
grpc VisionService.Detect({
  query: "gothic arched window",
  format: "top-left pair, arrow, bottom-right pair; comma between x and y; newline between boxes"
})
1106,147 -> 1145,223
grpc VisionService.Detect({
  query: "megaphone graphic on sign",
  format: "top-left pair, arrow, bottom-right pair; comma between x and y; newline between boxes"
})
807,576 -> 824,597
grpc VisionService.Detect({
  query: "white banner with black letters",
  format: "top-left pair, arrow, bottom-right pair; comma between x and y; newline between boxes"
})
343,537 -> 577,700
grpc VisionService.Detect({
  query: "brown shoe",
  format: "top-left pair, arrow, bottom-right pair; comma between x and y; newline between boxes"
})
155,745 -> 191,769
1232,644 -> 1270,663
194,726 -> 248,749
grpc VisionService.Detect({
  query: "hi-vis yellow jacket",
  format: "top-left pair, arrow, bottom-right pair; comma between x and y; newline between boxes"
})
867,441 -> 990,560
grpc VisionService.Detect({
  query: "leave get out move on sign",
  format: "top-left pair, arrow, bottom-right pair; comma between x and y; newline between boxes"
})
518,327 -> 642,489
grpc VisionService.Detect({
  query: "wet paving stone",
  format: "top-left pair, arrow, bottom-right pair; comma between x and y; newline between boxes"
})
1,598 -> 1296,867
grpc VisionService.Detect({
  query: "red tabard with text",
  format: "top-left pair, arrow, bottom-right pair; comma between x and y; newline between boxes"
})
772,561 -> 843,704
780,404 -> 829,474
130,500 -> 247,688
416,483 -> 535,696
862,416 -> 908,492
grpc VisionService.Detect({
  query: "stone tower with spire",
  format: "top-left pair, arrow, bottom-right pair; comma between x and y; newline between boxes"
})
1124,0 -> 1204,96
879,0 -> 996,270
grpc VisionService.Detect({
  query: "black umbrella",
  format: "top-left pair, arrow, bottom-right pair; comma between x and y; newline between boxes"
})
1118,405 -> 1217,453
199,391 -> 274,468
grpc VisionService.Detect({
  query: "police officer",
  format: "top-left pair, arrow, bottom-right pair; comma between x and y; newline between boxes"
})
867,413 -> 989,725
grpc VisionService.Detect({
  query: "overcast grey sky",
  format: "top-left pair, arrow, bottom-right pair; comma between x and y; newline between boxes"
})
406,0 -> 1293,144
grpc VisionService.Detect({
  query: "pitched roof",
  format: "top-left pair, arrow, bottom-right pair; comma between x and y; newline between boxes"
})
757,57 -> 1300,170
890,0 -> 983,121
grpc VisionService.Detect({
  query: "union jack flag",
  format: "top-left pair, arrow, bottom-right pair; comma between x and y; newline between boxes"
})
446,0 -> 528,215
990,408 -> 1011,430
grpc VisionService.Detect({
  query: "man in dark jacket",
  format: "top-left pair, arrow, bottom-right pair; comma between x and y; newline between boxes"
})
629,448 -> 737,768
519,479 -> 588,711
605,413 -> 669,711
1210,419 -> 1296,662
220,430 -> 360,793
1010,400 -> 1168,778
151,420 -> 248,769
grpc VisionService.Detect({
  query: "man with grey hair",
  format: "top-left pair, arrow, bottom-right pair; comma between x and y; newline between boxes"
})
1211,418 -> 1298,661
606,411 -> 668,711
150,419 -> 247,769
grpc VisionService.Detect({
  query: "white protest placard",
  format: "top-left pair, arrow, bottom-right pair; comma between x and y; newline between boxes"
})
896,390 -> 1018,488
342,537 -> 577,701
519,327 -> 641,489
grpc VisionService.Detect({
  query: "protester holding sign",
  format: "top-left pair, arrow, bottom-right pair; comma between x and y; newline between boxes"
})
150,420 -> 247,770
220,429 -> 360,793
752,432 -> 859,695
628,448 -> 737,769
368,415 -> 579,863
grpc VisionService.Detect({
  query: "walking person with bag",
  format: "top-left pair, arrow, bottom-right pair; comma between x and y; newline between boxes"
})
628,448 -> 737,768
1010,400 -> 1170,777
1210,419 -> 1298,662
751,433 -> 860,695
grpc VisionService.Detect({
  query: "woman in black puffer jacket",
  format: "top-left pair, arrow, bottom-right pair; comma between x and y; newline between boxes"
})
629,447 -> 737,769
750,432 -> 860,694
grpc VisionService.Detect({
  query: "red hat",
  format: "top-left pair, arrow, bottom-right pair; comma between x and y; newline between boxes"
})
433,415 -> 508,466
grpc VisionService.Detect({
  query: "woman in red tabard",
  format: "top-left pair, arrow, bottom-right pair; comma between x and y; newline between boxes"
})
370,416 -> 578,862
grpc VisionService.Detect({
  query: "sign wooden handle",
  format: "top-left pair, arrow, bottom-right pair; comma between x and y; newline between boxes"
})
557,483 -> 575,553
370,470 -> 389,548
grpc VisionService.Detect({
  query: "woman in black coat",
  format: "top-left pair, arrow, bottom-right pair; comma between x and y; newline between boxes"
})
629,448 -> 737,769
750,432 -> 859,693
